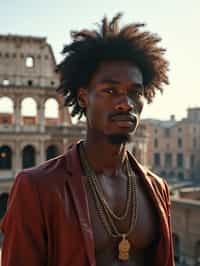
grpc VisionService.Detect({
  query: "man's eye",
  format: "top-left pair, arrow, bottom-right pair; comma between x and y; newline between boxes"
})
104,88 -> 114,94
136,90 -> 144,97
129,90 -> 144,98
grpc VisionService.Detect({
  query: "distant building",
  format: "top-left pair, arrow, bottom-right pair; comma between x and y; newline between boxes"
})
171,188 -> 200,266
142,109 -> 200,181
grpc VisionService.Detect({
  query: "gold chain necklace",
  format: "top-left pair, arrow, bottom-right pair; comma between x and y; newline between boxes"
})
82,147 -> 132,221
79,142 -> 137,261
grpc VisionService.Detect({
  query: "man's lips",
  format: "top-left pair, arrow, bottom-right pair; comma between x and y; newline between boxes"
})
110,114 -> 137,124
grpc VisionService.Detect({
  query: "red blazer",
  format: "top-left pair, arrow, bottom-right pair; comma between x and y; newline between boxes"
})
1,143 -> 174,266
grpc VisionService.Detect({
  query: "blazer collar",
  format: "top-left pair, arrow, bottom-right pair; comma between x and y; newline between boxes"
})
65,142 -> 96,266
128,152 -> 171,265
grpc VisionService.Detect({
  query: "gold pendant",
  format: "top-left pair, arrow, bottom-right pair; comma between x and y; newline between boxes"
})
118,234 -> 130,261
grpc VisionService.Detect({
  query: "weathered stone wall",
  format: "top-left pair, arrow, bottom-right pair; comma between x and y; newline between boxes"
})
171,197 -> 200,266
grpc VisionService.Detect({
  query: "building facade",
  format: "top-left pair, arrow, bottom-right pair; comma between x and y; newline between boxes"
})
142,109 -> 200,181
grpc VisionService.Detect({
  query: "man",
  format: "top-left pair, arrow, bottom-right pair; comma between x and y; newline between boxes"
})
1,14 -> 174,266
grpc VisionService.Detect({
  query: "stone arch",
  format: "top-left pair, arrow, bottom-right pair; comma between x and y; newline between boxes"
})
0,96 -> 14,124
46,144 -> 59,160
173,233 -> 180,263
52,95 -> 72,125
22,145 -> 36,169
44,98 -> 59,125
25,55 -> 35,68
195,241 -> 200,266
0,145 -> 12,170
2,79 -> 10,86
0,192 -> 9,246
0,192 -> 9,219
21,97 -> 37,125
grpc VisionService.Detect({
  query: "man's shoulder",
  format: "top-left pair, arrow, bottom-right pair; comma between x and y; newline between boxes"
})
15,149 -> 74,187
145,167 -> 166,187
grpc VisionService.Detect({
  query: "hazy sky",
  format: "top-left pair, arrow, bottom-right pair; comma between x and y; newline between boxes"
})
0,0 -> 200,121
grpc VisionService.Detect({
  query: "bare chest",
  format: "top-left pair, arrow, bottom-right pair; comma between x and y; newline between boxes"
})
86,173 -> 160,266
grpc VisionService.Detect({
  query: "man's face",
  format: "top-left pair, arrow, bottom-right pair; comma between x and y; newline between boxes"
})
78,60 -> 144,144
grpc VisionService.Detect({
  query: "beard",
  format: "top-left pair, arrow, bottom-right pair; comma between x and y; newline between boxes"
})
107,133 -> 131,145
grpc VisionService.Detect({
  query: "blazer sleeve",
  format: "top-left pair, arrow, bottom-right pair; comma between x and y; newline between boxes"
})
164,181 -> 175,266
0,172 -> 47,266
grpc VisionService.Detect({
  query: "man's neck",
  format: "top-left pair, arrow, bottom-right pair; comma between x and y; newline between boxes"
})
83,135 -> 127,176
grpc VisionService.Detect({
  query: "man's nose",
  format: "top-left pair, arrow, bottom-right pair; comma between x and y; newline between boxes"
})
115,94 -> 134,112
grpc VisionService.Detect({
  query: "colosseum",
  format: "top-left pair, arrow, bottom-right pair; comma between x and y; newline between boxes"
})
0,34 -> 87,194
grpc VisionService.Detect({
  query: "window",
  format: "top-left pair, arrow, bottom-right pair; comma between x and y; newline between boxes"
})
154,153 -> 160,167
164,128 -> 170,137
2,118 -> 9,124
178,127 -> 182,133
169,171 -> 174,178
2,79 -> 10,86
177,172 -> 184,179
192,138 -> 197,149
0,146 -> 12,170
46,145 -> 59,160
177,138 -> 182,148
25,56 -> 34,68
173,233 -> 180,263
0,192 -> 9,220
154,138 -> 158,148
193,138 -> 197,148
22,145 -> 36,168
177,153 -> 184,168
165,153 -> 172,167
28,80 -> 33,86
190,154 -> 195,168
195,241 -> 200,266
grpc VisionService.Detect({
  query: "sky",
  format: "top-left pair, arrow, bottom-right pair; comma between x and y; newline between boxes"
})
0,0 -> 200,122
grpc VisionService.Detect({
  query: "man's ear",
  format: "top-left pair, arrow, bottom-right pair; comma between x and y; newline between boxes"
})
77,88 -> 88,108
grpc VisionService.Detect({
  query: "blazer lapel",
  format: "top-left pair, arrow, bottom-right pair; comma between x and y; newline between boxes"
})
65,144 -> 96,266
128,152 -> 170,265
